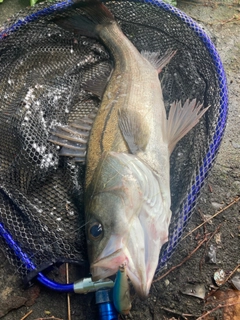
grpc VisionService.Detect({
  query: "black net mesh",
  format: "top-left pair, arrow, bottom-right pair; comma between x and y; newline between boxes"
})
0,0 -> 227,279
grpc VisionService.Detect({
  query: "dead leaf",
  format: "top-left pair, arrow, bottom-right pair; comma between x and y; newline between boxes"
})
25,285 -> 40,307
231,274 -> 240,290
181,283 -> 206,299
203,289 -> 240,320
0,296 -> 27,318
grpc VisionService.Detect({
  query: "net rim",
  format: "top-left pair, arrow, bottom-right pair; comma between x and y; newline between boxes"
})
0,0 -> 228,270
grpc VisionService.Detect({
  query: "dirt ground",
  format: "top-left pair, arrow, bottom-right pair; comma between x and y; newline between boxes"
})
0,1 -> 240,319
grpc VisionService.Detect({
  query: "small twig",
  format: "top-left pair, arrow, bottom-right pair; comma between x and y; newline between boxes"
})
221,14 -> 240,25
66,263 -> 71,320
206,224 -> 222,246
153,235 -> 208,283
198,209 -> 207,235
182,196 -> 240,241
161,306 -> 198,319
208,184 -> 213,193
198,209 -> 209,271
224,263 -> 240,285
20,310 -> 33,320
153,197 -> 239,283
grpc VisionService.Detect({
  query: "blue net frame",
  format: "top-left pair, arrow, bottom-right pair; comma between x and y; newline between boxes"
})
0,0 -> 228,281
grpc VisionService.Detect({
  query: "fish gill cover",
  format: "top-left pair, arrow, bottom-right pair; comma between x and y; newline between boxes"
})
0,0 -> 227,279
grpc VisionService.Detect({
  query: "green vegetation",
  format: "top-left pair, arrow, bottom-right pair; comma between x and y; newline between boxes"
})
30,0 -> 39,5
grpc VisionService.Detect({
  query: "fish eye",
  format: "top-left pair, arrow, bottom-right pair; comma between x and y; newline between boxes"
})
88,222 -> 103,240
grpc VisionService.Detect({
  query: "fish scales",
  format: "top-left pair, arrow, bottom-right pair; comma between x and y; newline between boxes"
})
85,21 -> 167,188
83,3 -> 172,299
50,0 -> 209,300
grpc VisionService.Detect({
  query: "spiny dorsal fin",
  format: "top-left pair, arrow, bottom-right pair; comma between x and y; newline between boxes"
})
118,108 -> 150,154
167,99 -> 210,154
141,49 -> 177,73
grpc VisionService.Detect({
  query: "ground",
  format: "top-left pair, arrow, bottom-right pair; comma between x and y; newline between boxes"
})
0,1 -> 240,319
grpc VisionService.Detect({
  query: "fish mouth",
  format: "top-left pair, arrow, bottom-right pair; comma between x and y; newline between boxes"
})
90,235 -> 156,299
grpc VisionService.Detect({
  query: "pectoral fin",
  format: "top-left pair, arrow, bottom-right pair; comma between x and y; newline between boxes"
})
167,99 -> 210,154
118,109 -> 150,154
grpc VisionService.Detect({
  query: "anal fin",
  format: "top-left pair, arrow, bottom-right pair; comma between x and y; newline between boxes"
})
167,99 -> 210,154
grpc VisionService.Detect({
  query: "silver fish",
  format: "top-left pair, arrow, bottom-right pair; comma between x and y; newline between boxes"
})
50,1 -> 209,299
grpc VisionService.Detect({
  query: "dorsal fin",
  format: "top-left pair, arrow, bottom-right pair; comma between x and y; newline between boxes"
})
141,49 -> 176,73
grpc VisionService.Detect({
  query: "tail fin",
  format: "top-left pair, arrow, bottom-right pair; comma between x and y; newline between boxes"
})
167,99 -> 210,154
53,15 -> 97,38
53,1 -> 114,38
74,0 -> 115,24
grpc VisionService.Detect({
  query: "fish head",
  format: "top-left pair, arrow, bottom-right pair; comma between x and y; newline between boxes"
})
85,151 -> 171,299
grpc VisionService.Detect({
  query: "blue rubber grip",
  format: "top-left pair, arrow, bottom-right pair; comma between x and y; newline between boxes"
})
98,302 -> 118,320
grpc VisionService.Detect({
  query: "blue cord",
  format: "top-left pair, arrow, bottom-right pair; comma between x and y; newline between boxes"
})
0,223 -> 74,292
37,272 -> 74,292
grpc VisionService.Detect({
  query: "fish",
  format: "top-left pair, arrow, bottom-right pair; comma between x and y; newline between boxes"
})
49,1 -> 209,299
